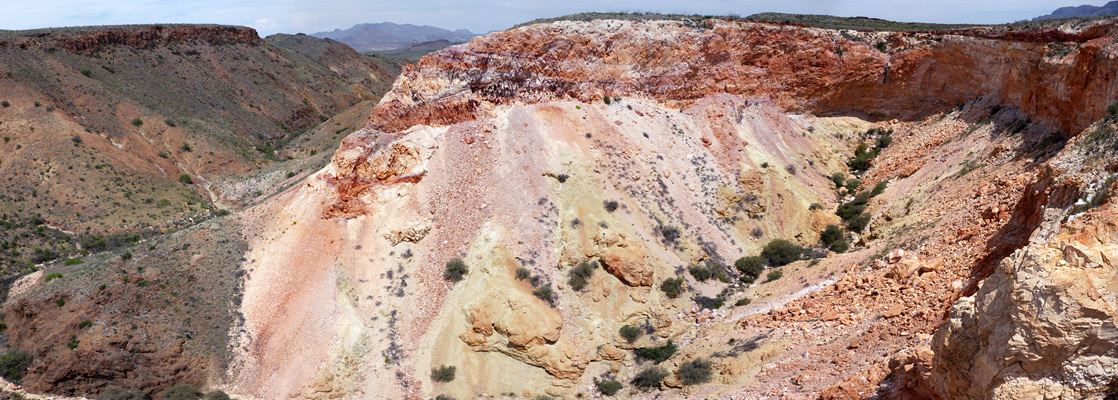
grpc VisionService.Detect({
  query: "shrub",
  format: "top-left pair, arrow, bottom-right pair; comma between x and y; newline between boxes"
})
165,119 -> 176,127
760,162 -> 770,168
44,272 -> 63,282
766,269 -> 784,282
603,96 -> 611,105
431,365 -> 456,382
876,135 -> 893,148
162,384 -> 202,400
78,320 -> 92,329
131,118 -> 143,127
595,378 -> 623,395
830,172 -> 846,188
735,297 -> 752,306
603,200 -> 619,212
64,257 -> 83,265
871,180 -> 887,196
533,284 -> 554,302
0,101 -> 8,107
634,341 -> 677,363
204,391 -> 231,400
687,264 -> 711,281
568,260 -> 596,291
844,178 -> 862,192
178,174 -> 193,184
0,349 -> 32,384
631,367 -> 668,390
830,238 -> 850,253
515,267 -> 530,280
56,298 -> 66,307
678,358 -> 713,385
619,325 -> 641,343
820,224 -> 844,247
555,173 -> 568,183
658,225 -> 680,243
286,171 -> 295,179
180,143 -> 192,152
660,277 -> 684,299
761,239 -> 803,267
443,258 -> 468,282
847,213 -> 871,233
96,385 -> 146,400
121,251 -> 132,260
80,69 -> 92,77
695,296 -> 724,310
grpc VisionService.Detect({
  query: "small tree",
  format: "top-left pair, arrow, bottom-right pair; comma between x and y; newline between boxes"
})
0,349 -> 32,384
131,118 -> 143,127
443,258 -> 468,282
820,224 -> 844,247
431,365 -> 456,382
179,174 -> 193,184
660,277 -> 684,299
678,358 -> 713,385
761,239 -> 803,267
162,384 -> 203,400
619,325 -> 641,343
734,256 -> 764,281
595,378 -> 623,396
631,367 -> 668,390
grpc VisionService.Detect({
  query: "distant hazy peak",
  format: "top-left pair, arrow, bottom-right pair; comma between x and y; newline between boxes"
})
1032,1 -> 1118,21
310,22 -> 475,52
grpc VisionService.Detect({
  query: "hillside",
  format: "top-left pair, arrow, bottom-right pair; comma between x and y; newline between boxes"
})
0,25 -> 393,277
3,15 -> 1118,400
1033,1 -> 1118,20
311,22 -> 475,52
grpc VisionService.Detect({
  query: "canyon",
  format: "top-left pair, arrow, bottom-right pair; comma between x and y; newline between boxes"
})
3,15 -> 1118,400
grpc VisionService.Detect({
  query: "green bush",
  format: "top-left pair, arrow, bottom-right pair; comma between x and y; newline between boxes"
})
165,119 -> 177,127
630,367 -> 668,389
567,260 -> 596,291
80,69 -> 92,77
844,178 -> 862,192
96,386 -> 146,400
871,180 -> 888,196
658,225 -> 680,243
619,325 -> 641,343
634,341 -> 677,363
820,224 -> 844,247
847,213 -> 871,233
830,238 -> 851,252
56,298 -> 65,307
595,378 -> 623,395
131,118 -> 143,127
64,257 -> 83,265
735,297 -> 751,306
431,365 -> 456,382
204,391 -> 231,400
162,384 -> 202,400
515,267 -> 530,280
761,239 -> 803,267
533,284 -> 554,302
766,269 -> 784,282
687,264 -> 711,281
677,358 -> 713,385
1108,102 -> 1118,117
0,349 -> 32,384
178,174 -> 193,184
660,277 -> 684,299
0,101 -> 8,107
443,258 -> 468,282
735,256 -> 765,280
78,320 -> 92,329
44,272 -> 63,282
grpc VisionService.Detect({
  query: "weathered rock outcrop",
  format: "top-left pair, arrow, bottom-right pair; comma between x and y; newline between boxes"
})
932,197 -> 1118,399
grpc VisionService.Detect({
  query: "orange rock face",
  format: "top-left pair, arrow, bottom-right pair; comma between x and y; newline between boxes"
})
369,19 -> 1118,136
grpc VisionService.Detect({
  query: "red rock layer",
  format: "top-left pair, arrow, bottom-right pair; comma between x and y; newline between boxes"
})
370,19 -> 1118,136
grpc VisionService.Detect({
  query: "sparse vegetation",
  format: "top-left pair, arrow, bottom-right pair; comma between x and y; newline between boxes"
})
658,225 -> 680,243
64,257 -> 83,265
80,69 -> 92,77
131,118 -> 143,127
634,341 -> 677,363
515,267 -> 530,280
0,349 -> 32,384
619,324 -> 642,343
568,260 -> 597,291
96,385 -> 146,400
595,378 -> 623,395
660,277 -> 684,298
44,272 -> 63,282
0,101 -> 8,108
760,239 -> 803,267
533,284 -> 554,302
631,367 -> 668,390
443,258 -> 468,282
766,269 -> 784,282
205,391 -> 232,400
604,200 -> 619,212
162,384 -> 203,400
677,358 -> 713,385
431,365 -> 456,382
735,297 -> 752,306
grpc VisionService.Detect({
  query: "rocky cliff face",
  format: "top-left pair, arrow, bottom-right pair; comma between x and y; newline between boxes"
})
220,17 -> 1118,400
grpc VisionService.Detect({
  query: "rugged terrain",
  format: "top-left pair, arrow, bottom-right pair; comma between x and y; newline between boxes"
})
4,15 -> 1118,400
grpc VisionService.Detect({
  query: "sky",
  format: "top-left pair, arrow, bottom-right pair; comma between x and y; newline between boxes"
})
0,0 -> 1109,36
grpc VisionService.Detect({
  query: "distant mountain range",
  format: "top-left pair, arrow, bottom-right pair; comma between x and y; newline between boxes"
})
1032,1 -> 1118,20
311,22 -> 475,52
